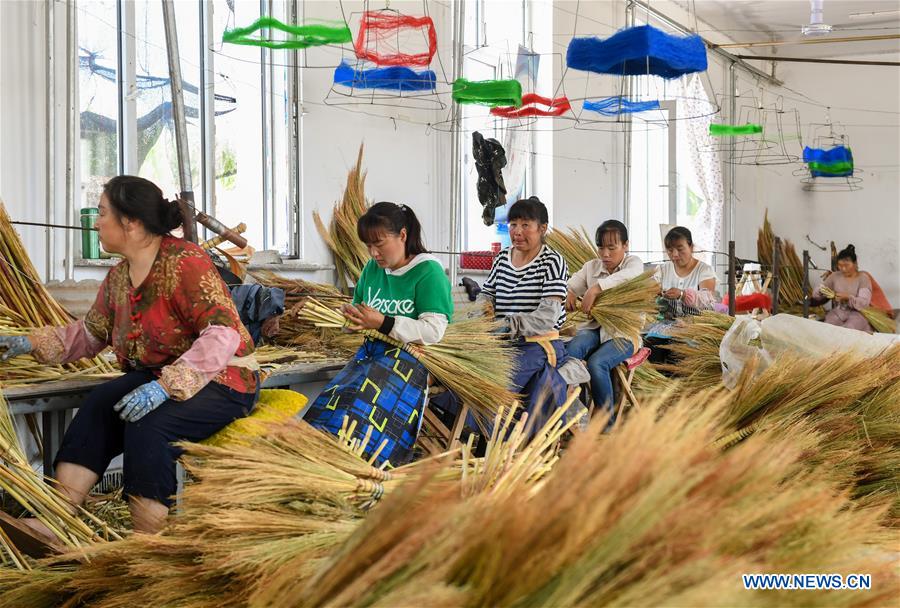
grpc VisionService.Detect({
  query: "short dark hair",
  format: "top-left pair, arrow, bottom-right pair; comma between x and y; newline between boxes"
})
595,219 -> 628,247
836,244 -> 857,264
357,202 -> 427,257
102,175 -> 182,236
664,226 -> 693,249
507,196 -> 549,225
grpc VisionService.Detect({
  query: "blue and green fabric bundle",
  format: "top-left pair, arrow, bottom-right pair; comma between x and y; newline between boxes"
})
803,145 -> 854,177
582,96 -> 660,116
333,60 -> 437,92
566,25 -> 707,79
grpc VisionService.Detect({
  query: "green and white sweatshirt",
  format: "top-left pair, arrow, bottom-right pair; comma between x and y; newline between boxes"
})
353,254 -> 453,345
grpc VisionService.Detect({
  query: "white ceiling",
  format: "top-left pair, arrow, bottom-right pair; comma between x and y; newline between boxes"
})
677,0 -> 900,59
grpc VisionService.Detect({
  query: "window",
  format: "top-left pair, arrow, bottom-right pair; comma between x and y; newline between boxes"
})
459,0 -> 551,253
75,0 -> 300,255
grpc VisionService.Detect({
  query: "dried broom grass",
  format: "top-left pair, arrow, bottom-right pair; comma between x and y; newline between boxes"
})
0,200 -> 117,385
313,144 -> 370,289
757,210 -> 805,309
285,391 -> 898,608
546,226 -> 596,275
716,347 -> 900,525
861,307 -> 895,333
250,270 -> 349,309
299,299 -> 519,425
654,311 -> 734,391
0,390 -> 120,552
275,302 -> 363,356
587,270 -> 659,350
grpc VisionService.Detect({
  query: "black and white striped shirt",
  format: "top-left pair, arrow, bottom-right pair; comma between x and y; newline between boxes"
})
482,245 -> 569,329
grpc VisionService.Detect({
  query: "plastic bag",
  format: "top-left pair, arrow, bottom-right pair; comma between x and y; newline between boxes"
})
719,315 -> 771,389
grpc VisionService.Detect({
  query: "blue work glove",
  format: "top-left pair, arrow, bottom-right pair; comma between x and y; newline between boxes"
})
114,381 -> 170,422
0,335 -> 33,361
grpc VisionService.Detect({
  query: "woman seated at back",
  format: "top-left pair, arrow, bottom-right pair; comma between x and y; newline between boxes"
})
564,220 -> 644,427
304,202 -> 453,468
644,226 -> 718,361
812,244 -> 875,334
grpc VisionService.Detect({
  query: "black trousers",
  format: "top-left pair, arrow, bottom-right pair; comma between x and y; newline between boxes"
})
55,371 -> 257,506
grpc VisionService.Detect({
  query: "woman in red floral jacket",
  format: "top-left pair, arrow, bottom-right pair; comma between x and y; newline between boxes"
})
0,176 -> 259,533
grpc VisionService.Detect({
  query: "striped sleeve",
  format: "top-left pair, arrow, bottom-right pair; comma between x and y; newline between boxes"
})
480,250 -> 503,299
541,250 -> 569,300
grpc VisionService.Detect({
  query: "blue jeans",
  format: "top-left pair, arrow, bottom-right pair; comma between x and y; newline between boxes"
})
565,329 -> 634,424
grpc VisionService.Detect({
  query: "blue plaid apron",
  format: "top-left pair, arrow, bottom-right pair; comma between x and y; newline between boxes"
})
304,338 -> 428,468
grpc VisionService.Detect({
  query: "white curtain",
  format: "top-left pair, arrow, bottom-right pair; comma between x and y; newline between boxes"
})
679,74 -> 725,255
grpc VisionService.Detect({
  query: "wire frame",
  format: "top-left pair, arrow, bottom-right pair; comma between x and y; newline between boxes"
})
725,99 -> 804,166
428,46 -> 550,134
793,124 -> 863,191
323,2 -> 449,113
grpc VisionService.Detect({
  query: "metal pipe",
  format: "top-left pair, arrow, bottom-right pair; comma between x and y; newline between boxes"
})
65,0 -> 76,279
728,240 -> 736,316
45,0 -> 55,280
630,0 -> 781,85
12,221 -> 94,232
736,54 -> 900,67
802,249 -> 811,318
728,62 -> 736,244
200,0 -> 215,232
448,0 -> 465,288
772,237 -> 781,314
714,33 -> 900,49
161,0 -> 197,242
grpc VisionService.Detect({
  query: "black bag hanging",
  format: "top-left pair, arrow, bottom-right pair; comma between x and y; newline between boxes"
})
472,131 -> 508,226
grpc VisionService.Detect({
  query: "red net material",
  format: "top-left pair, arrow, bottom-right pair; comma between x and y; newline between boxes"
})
353,11 -> 437,67
490,93 -> 572,118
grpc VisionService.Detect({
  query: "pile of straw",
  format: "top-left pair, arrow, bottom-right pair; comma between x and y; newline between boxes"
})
250,270 -> 348,309
546,226 -> 596,275
275,303 -> 363,356
716,347 -> 900,525
313,144 -> 370,289
0,403 -> 576,607
654,311 -> 734,391
299,299 -> 518,425
757,210 -> 805,310
0,390 -> 119,567
269,392 -> 898,607
0,202 -> 117,385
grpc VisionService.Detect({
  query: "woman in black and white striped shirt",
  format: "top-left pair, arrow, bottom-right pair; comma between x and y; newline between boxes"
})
479,197 -> 571,430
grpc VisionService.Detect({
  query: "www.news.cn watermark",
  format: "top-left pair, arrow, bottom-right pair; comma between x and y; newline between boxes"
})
743,574 -> 872,591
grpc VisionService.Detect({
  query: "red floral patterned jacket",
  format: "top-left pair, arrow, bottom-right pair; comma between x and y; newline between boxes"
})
32,237 -> 257,399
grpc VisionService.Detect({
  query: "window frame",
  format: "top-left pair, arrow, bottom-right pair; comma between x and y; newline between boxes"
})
73,0 -> 302,257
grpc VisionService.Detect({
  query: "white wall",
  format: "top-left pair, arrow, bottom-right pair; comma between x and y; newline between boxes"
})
2,0 -> 898,309
731,59 -> 900,306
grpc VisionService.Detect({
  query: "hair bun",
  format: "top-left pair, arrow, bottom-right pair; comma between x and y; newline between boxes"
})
846,244 -> 855,253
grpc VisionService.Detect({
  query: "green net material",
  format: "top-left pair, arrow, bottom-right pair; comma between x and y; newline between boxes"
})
452,79 -> 523,107
223,17 -> 352,50
709,123 -> 763,136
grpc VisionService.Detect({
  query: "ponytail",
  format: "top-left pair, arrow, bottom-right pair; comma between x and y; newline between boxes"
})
357,201 -> 427,257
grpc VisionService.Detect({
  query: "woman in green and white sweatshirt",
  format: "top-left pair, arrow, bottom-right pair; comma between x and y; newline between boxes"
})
304,202 -> 452,467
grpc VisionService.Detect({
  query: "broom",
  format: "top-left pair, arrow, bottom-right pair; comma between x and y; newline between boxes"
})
587,270 -> 659,350
819,285 -> 894,333
546,226 -> 596,275
298,298 -> 519,424
313,144 -> 370,290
